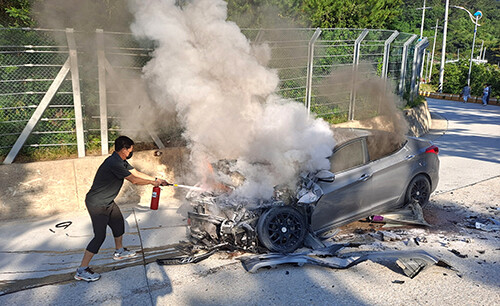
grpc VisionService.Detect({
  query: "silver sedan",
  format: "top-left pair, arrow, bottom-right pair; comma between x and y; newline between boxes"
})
188,128 -> 440,253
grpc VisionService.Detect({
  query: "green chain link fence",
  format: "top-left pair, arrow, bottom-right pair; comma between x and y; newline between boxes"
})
0,28 -> 426,163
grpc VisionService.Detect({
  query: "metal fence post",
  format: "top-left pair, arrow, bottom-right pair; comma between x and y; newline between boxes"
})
66,28 -> 85,158
381,31 -> 399,79
96,29 -> 109,155
349,29 -> 369,121
305,28 -> 322,114
102,57 -> 165,150
398,34 -> 417,96
410,38 -> 429,101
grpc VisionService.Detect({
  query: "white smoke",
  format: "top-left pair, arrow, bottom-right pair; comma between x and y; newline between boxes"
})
129,0 -> 335,199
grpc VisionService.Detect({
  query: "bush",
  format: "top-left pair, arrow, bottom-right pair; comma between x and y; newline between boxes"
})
431,60 -> 500,98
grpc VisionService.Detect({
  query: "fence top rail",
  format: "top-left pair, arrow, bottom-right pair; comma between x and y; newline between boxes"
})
0,45 -> 68,49
0,27 -> 67,32
1,27 -> 416,36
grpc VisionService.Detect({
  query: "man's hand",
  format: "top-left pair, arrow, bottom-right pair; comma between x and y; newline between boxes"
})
152,179 -> 161,187
157,178 -> 170,186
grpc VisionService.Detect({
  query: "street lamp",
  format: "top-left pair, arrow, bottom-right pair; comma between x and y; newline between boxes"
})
450,6 -> 483,86
438,3 -> 483,91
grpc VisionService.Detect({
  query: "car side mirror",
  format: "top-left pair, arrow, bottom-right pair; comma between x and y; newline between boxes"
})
315,170 -> 335,182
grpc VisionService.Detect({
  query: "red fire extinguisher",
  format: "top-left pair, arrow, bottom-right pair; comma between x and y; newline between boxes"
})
150,186 -> 161,210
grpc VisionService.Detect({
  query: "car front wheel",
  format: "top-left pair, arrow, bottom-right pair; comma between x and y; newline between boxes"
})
405,174 -> 431,207
257,206 -> 307,253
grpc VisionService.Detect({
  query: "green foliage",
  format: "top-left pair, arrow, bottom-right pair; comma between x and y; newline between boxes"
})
300,0 -> 403,29
434,60 -> 500,98
1,0 -> 35,27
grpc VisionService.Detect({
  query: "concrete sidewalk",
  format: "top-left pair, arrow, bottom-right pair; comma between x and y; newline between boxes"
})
0,197 -> 197,300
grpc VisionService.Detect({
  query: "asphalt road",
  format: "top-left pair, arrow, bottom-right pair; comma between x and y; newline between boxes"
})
425,98 -> 500,193
0,98 -> 499,305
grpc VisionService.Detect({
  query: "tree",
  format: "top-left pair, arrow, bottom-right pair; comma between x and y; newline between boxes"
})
0,0 -> 35,27
299,0 -> 403,29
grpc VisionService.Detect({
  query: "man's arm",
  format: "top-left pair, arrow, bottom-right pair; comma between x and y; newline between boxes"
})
125,169 -> 169,186
125,173 -> 159,186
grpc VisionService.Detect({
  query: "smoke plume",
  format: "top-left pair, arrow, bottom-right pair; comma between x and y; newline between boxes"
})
128,0 -> 335,199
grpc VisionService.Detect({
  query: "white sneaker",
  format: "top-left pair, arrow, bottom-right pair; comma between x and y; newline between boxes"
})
74,267 -> 100,282
113,248 -> 137,260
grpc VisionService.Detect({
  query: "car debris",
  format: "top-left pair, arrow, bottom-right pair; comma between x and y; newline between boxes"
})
369,201 -> 430,228
237,247 -> 453,278
465,216 -> 500,232
449,249 -> 468,258
155,242 -> 231,265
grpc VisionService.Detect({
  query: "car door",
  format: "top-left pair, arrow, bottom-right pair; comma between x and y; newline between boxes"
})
311,138 -> 373,234
364,137 -> 413,212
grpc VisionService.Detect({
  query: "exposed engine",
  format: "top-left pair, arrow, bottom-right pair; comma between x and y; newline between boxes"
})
186,163 -> 332,253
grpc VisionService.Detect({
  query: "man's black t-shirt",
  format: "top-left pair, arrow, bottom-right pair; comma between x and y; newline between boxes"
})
85,151 -> 134,207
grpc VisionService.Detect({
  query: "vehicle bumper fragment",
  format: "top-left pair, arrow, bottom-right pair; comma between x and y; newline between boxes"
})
238,248 -> 453,278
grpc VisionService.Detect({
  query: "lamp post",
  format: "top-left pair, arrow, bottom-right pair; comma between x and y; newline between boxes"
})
451,6 -> 482,86
438,3 -> 483,91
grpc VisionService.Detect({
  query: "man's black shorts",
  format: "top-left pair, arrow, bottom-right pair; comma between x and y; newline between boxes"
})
85,202 -> 125,254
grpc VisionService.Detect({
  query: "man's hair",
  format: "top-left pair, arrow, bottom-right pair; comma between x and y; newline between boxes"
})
115,136 -> 134,151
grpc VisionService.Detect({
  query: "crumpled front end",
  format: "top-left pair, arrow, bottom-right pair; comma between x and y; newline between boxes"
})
186,169 -> 331,253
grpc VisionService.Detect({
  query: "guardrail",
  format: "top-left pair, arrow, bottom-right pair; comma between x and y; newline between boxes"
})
419,91 -> 499,105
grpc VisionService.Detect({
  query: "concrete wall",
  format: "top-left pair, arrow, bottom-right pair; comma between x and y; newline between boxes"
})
0,103 -> 432,220
334,101 -> 432,137
0,147 -> 189,220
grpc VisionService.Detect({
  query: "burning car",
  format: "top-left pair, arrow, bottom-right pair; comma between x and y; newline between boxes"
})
187,128 -> 439,253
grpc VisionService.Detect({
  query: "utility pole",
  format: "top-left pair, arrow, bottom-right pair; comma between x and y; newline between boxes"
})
428,19 -> 439,83
425,50 -> 431,82
419,0 -> 427,39
479,40 -> 484,60
438,0 -> 449,92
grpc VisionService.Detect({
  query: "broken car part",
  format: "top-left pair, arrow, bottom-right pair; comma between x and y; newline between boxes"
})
238,249 -> 453,278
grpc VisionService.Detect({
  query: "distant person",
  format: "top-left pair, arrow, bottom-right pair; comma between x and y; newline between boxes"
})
486,84 -> 491,104
461,84 -> 471,103
482,84 -> 489,106
75,136 -> 168,282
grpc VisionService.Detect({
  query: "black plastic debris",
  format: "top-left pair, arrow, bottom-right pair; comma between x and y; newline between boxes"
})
449,249 -> 467,258
396,257 -> 428,278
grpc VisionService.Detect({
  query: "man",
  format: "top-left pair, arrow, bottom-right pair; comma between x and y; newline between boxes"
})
461,84 -> 471,103
75,136 -> 168,282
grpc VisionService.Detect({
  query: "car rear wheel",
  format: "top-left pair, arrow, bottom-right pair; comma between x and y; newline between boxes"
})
257,206 -> 307,253
405,174 -> 431,207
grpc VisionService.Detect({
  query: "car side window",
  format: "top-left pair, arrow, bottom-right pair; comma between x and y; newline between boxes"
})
330,139 -> 366,173
366,132 -> 405,161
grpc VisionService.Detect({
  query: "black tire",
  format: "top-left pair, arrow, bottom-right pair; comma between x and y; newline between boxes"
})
405,174 -> 431,207
257,206 -> 307,253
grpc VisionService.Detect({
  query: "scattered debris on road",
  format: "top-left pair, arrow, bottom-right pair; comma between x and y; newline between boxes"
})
238,247 -> 453,278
